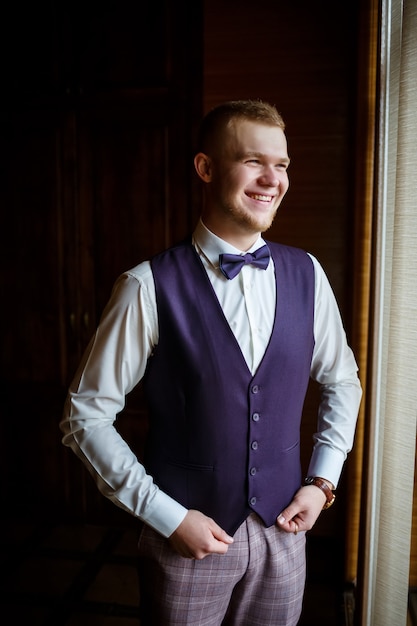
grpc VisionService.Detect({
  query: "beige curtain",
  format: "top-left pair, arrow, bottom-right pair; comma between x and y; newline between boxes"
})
357,0 -> 417,624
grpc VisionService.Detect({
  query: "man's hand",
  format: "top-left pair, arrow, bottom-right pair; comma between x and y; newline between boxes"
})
277,485 -> 328,534
169,509 -> 234,559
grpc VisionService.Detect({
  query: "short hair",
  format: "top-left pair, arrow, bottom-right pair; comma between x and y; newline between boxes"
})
197,99 -> 286,154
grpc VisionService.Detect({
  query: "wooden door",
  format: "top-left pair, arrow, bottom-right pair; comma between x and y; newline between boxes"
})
0,0 -> 202,524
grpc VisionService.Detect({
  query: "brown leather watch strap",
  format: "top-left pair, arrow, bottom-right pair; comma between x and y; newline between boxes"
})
304,476 -> 336,509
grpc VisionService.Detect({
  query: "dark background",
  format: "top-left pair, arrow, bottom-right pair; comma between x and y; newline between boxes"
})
0,1 -> 361,623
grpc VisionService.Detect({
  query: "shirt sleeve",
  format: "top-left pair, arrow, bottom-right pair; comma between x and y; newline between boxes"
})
307,254 -> 363,487
60,262 -> 188,537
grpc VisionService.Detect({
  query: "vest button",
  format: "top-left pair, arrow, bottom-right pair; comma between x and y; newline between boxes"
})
251,441 -> 258,450
250,467 -> 257,476
252,412 -> 260,421
250,497 -> 257,506
251,385 -> 260,394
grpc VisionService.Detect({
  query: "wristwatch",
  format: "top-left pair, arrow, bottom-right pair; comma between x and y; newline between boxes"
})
304,476 -> 336,510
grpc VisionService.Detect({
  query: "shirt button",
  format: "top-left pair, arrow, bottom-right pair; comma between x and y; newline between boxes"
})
251,385 -> 259,394
252,412 -> 260,422
251,441 -> 258,451
250,497 -> 257,506
250,467 -> 257,476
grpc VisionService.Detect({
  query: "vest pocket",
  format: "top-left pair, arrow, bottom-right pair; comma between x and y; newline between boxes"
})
281,439 -> 300,452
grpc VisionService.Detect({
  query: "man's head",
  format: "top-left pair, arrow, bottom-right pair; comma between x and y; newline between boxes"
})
194,100 -> 290,249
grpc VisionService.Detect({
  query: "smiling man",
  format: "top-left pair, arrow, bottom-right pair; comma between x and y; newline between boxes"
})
195,113 -> 290,244
61,100 -> 362,625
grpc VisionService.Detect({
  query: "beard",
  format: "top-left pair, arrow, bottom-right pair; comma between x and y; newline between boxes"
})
222,198 -> 279,234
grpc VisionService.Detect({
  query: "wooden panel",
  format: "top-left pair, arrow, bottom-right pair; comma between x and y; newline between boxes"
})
75,102 -> 172,330
344,0 -> 379,584
1,0 -> 203,523
0,108 -> 65,384
203,0 -> 359,316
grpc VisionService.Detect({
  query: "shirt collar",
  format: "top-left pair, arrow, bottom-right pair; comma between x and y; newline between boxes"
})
192,219 -> 266,271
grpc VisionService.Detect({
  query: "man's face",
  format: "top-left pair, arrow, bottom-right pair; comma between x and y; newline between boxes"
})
201,119 -> 290,236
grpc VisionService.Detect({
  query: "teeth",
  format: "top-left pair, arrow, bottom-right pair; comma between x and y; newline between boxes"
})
249,194 -> 271,202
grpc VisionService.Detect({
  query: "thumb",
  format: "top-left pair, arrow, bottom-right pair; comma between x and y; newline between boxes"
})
209,520 -> 234,544
277,505 -> 298,532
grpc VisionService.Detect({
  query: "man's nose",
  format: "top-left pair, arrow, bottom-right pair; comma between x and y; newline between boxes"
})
259,166 -> 280,186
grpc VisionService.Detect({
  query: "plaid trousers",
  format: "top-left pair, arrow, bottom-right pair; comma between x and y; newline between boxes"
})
137,512 -> 306,625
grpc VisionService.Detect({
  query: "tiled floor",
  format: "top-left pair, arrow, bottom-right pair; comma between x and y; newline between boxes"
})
2,517 -> 348,625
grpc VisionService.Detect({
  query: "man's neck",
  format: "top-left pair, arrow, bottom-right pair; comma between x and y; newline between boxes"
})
200,216 -> 261,252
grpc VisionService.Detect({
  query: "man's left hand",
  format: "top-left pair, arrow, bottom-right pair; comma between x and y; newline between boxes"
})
276,485 -> 327,534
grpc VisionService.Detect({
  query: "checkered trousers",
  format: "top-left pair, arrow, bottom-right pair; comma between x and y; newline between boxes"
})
137,512 -> 306,625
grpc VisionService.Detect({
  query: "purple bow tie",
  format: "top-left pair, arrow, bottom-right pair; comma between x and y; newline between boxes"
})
219,244 -> 271,280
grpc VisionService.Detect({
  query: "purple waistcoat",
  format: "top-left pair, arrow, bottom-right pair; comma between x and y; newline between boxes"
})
144,240 -> 315,535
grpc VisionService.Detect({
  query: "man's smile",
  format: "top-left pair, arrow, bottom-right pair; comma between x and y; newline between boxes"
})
246,192 -> 274,202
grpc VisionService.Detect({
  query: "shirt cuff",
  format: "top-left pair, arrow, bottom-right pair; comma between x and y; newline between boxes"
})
142,489 -> 188,538
306,445 -> 347,489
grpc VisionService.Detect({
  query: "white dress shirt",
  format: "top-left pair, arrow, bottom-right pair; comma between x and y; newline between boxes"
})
61,220 -> 362,537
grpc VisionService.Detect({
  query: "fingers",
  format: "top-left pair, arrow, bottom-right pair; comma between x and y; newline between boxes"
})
169,510 -> 234,559
204,519 -> 234,556
277,485 -> 326,534
277,512 -> 301,534
209,519 -> 234,545
277,499 -> 300,532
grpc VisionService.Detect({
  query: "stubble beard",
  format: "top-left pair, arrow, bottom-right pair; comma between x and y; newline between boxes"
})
225,200 -> 278,235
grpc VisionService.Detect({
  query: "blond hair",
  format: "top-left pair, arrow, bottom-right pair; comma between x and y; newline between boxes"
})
197,99 -> 285,154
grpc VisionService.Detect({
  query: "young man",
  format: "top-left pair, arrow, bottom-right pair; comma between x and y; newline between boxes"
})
61,100 -> 362,625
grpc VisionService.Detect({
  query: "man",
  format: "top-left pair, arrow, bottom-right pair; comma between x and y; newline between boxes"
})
61,99 -> 362,625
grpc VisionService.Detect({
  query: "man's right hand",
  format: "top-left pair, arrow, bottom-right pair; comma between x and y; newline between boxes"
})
168,509 -> 234,559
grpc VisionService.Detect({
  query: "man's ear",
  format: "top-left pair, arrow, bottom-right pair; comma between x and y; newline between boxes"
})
194,152 -> 212,182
